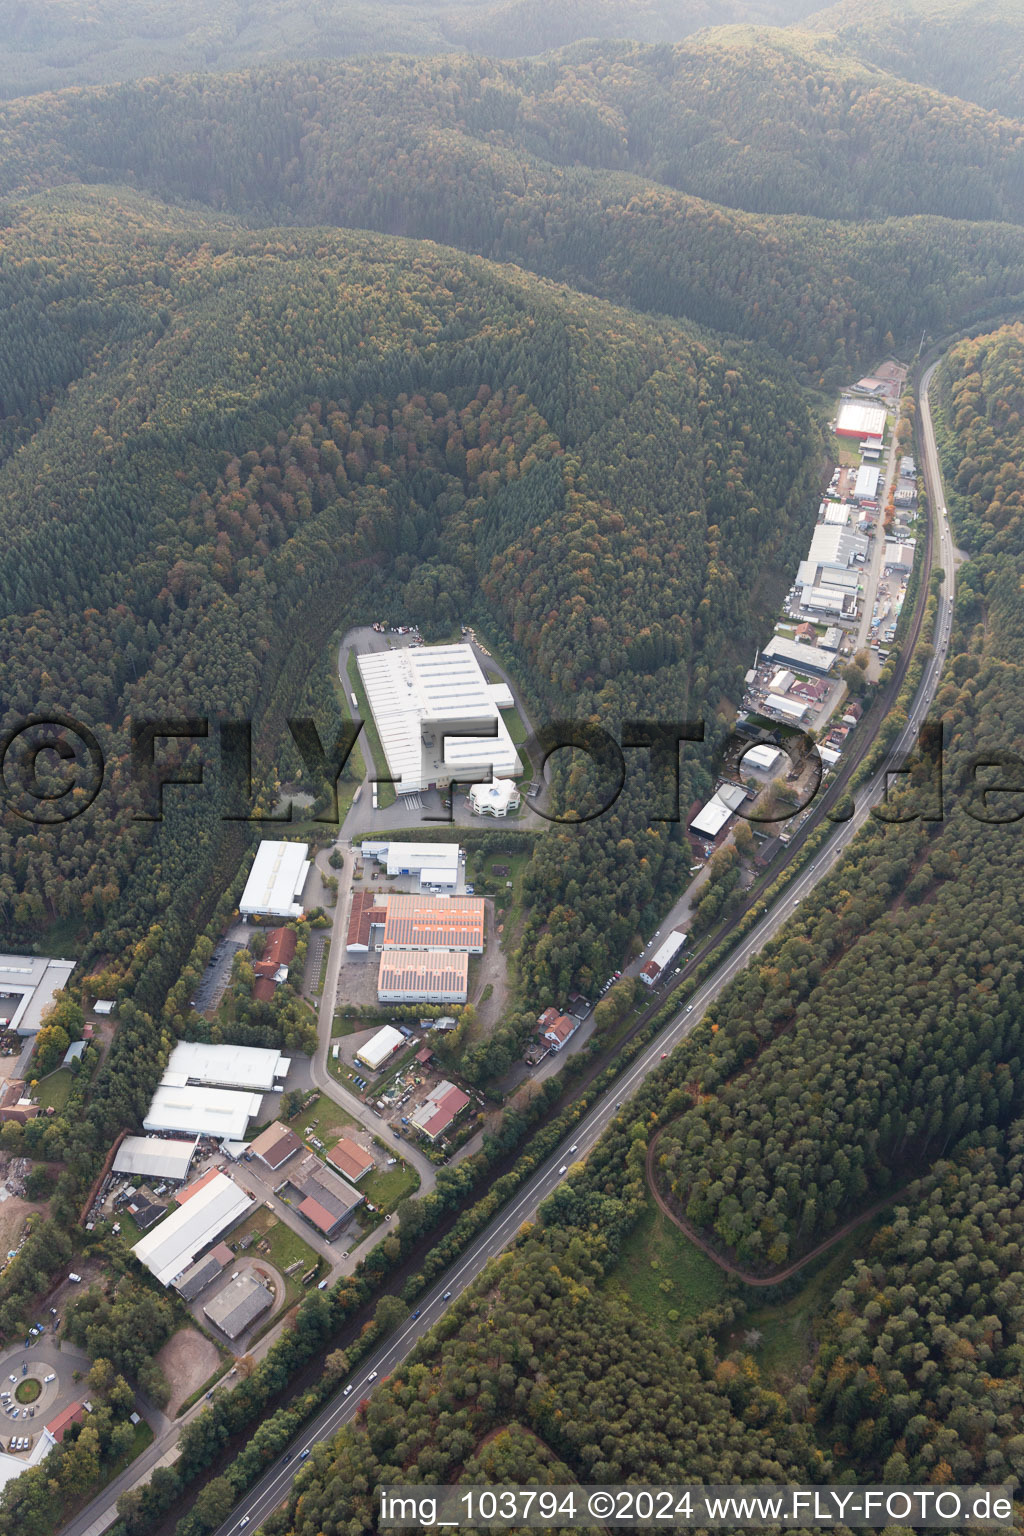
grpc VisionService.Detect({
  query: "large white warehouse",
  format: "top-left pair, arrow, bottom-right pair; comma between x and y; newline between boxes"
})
143,1084 -> 264,1140
362,841 -> 461,890
163,1042 -> 290,1094
0,954 -> 77,1036
132,1171 -> 254,1286
240,841 -> 310,918
357,644 -> 521,795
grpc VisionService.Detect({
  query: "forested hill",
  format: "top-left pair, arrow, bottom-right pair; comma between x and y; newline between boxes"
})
804,0 -> 1024,119
0,0 -> 822,100
3,58 -> 1024,386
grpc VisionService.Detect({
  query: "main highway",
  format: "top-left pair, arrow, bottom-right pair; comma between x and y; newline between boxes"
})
63,361 -> 960,1536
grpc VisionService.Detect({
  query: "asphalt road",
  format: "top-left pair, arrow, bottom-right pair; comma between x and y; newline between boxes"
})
202,363 -> 961,1536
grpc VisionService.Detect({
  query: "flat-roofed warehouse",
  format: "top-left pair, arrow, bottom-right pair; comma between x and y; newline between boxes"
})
0,954 -> 77,1036
378,950 -> 469,1005
361,841 -> 461,890
239,840 -> 311,918
689,782 -> 748,842
144,1084 -> 263,1140
113,1135 -> 199,1183
355,1023 -> 406,1072
357,644 -> 521,795
835,399 -> 887,439
762,636 -> 836,675
162,1042 -> 289,1094
741,743 -> 783,772
381,894 -> 485,953
203,1273 -> 274,1338
131,1171 -> 254,1286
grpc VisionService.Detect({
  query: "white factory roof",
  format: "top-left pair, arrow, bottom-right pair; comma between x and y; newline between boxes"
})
375,842 -> 460,882
742,743 -> 783,771
113,1136 -> 199,1181
763,636 -> 836,674
163,1042 -> 289,1094
0,954 -> 77,1036
239,841 -> 310,918
766,693 -> 809,721
804,587 -> 848,614
821,627 -> 845,651
837,399 -> 887,438
144,1084 -> 263,1140
690,781 -> 747,839
853,465 -> 882,501
648,929 -> 688,973
132,1172 -> 254,1286
808,525 -> 868,567
819,746 -> 842,766
823,501 -> 851,526
357,644 -> 521,794
769,669 -> 795,693
487,682 -> 515,709
355,1024 -> 406,1072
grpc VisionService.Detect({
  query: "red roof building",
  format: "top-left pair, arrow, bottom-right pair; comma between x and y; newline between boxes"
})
542,1014 -> 580,1053
45,1402 -> 86,1444
327,1136 -> 375,1183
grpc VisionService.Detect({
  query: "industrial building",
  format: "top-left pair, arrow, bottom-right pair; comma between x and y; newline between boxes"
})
836,399 -> 887,439
174,1242 -> 233,1301
252,926 -> 297,1003
204,1273 -> 275,1338
808,525 -> 869,569
143,1084 -> 264,1140
769,668 -> 795,693
852,465 -> 882,503
131,1171 -> 255,1286
247,1121 -> 302,1171
803,586 -> 853,616
741,743 -> 783,773
822,501 -> 852,526
0,954 -> 77,1036
162,1042 -> 290,1095
410,1080 -> 471,1141
377,950 -> 469,1005
762,637 -> 836,675
346,890 -> 389,952
113,1135 -> 199,1183
327,1137 -> 375,1183
640,929 -> 688,985
281,1151 -> 364,1238
885,542 -> 917,573
357,644 -> 521,795
468,778 -> 521,817
239,841 -> 311,919
381,894 -> 485,953
355,1024 -> 406,1072
690,782 -> 749,842
820,627 -> 845,651
361,840 -> 461,889
765,693 -> 809,722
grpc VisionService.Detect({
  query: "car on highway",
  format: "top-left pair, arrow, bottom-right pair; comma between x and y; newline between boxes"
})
558,1165 -> 568,1175
685,1005 -> 692,1013
442,1290 -> 452,1300
368,1370 -> 378,1382
300,1449 -> 311,1460
343,1384 -> 353,1396
283,1452 -> 292,1462
660,1052 -> 668,1059
412,1309 -> 421,1319
568,1144 -> 578,1153
238,1517 -> 250,1528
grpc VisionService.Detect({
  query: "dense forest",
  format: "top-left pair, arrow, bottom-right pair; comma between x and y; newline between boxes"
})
805,0 -> 1024,119
1,52 -> 1024,386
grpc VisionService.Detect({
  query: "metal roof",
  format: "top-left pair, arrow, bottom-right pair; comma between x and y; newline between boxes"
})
239,841 -> 311,917
143,1084 -> 264,1140
132,1173 -> 254,1286
357,645 -> 520,794
113,1135 -> 199,1181
163,1042 -> 289,1094
0,954 -> 76,1035
377,951 -> 469,1003
381,894 -> 484,952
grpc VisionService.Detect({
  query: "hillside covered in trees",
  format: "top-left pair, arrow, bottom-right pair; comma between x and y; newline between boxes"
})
1,50 -> 1024,388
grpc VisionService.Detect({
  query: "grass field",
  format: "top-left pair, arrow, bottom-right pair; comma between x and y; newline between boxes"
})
289,1093 -> 359,1143
605,1196 -> 729,1337
33,1068 -> 73,1113
229,1206 -> 322,1306
362,1159 -> 419,1211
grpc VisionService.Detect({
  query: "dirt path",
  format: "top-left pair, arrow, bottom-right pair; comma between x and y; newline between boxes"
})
646,1129 -> 913,1287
